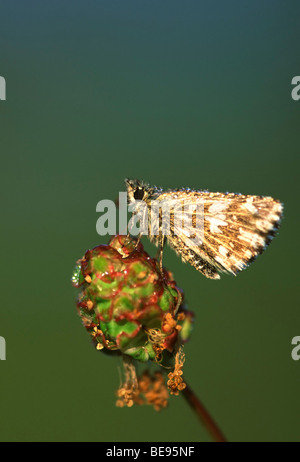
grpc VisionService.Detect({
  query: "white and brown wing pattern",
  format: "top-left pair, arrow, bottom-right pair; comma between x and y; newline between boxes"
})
161,190 -> 283,280
125,180 -> 283,280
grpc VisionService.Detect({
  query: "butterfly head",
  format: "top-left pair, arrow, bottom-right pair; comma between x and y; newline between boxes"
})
125,179 -> 154,204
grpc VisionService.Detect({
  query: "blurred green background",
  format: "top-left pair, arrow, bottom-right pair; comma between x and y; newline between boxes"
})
0,0 -> 299,442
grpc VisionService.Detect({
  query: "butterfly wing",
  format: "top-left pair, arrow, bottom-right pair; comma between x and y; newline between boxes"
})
153,190 -> 283,279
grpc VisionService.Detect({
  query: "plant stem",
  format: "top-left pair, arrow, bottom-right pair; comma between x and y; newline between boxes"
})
182,381 -> 227,442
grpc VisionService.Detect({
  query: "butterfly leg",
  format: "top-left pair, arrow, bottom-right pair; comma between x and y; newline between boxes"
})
124,230 -> 142,251
158,235 -> 166,272
124,210 -> 141,249
135,232 -> 142,248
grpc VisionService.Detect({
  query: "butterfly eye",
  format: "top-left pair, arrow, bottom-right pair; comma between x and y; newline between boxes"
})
134,188 -> 145,200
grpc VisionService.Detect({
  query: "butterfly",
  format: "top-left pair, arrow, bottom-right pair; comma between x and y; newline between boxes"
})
125,179 -> 283,280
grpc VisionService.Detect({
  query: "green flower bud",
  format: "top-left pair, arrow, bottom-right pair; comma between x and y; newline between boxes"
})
72,235 -> 194,367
